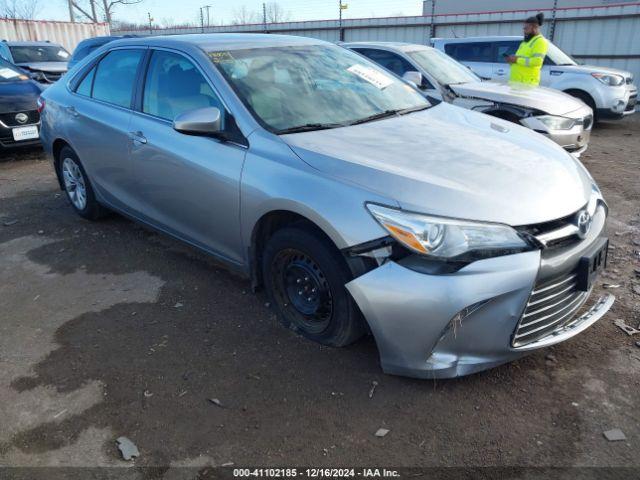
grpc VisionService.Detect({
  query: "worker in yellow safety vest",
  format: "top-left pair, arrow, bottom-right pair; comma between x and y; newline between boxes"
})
506,13 -> 548,86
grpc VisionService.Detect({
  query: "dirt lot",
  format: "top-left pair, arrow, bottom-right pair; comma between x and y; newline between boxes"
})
1,116 -> 639,475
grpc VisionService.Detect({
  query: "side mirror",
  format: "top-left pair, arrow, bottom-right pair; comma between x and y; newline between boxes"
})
173,107 -> 222,136
402,70 -> 423,88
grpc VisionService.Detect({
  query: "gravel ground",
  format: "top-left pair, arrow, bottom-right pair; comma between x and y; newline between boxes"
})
0,116 -> 639,475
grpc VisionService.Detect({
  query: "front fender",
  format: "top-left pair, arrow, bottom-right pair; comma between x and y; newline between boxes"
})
240,131 -> 395,263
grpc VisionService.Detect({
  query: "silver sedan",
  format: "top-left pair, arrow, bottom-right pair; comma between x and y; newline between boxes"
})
40,34 -> 613,379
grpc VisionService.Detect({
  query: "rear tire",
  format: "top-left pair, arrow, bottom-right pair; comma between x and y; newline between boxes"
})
262,226 -> 366,347
58,146 -> 107,220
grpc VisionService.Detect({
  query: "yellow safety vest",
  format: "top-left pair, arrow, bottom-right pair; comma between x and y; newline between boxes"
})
510,34 -> 548,86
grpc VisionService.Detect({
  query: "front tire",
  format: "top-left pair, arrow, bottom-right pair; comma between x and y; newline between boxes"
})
58,146 -> 106,220
262,226 -> 366,347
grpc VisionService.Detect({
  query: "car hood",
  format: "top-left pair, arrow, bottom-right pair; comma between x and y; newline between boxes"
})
0,80 -> 42,111
553,63 -> 633,79
282,103 -> 592,226
16,62 -> 68,73
449,81 -> 586,115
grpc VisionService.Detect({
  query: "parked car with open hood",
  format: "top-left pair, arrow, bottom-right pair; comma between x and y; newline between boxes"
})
0,58 -> 42,148
0,40 -> 70,84
39,34 -> 613,379
344,41 -> 593,156
432,36 -> 637,121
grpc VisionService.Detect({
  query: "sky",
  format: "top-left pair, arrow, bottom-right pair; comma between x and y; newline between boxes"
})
38,0 -> 425,26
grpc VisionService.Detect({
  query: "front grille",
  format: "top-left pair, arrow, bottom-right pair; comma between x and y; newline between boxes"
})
512,271 -> 590,347
626,76 -> 634,85
0,110 -> 39,127
41,71 -> 63,83
625,93 -> 637,112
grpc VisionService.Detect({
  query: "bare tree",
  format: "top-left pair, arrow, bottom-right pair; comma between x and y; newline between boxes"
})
265,2 -> 290,23
230,5 -> 258,25
69,0 -> 143,26
1,0 -> 41,19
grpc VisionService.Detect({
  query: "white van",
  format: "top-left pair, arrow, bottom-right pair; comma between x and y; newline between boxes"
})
432,36 -> 637,121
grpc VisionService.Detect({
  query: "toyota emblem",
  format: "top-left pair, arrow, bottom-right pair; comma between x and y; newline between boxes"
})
15,113 -> 29,124
576,210 -> 592,239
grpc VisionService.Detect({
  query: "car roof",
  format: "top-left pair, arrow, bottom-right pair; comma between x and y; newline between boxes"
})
108,33 -> 328,51
432,36 -> 522,43
3,40 -> 64,47
342,41 -> 431,53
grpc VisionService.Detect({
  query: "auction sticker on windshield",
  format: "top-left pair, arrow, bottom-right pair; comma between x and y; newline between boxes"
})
0,68 -> 20,80
347,64 -> 393,89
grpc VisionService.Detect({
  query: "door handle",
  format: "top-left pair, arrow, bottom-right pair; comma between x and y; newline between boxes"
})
496,69 -> 505,75
66,106 -> 79,117
129,131 -> 147,145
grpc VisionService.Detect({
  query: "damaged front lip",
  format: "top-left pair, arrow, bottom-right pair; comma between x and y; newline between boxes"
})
345,250 -> 541,379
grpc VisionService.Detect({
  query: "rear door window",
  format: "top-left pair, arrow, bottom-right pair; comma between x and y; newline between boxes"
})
142,50 -> 223,121
75,67 -> 96,96
445,42 -> 494,63
91,49 -> 143,108
494,41 -> 520,62
353,48 -> 414,77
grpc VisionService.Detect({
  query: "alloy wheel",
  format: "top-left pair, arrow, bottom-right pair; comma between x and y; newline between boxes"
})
61,157 -> 87,211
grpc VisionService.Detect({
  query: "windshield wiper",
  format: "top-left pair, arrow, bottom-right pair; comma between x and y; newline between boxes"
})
276,123 -> 345,135
348,105 -> 430,126
348,109 -> 401,126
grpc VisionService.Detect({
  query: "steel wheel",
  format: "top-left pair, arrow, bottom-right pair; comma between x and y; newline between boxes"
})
61,157 -> 87,211
271,248 -> 333,334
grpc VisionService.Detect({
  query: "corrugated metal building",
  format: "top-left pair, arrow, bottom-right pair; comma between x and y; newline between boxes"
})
423,0 -> 639,15
0,19 -> 110,52
114,2 -> 640,83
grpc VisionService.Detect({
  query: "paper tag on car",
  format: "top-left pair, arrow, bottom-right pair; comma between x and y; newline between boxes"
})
347,64 -> 394,89
12,125 -> 39,141
0,68 -> 20,79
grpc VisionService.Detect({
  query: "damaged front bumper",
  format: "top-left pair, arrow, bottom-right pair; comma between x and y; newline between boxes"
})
345,206 -> 614,379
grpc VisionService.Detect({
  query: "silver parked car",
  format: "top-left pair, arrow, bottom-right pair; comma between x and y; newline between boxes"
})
40,34 -> 614,379
343,42 -> 593,155
431,36 -> 638,121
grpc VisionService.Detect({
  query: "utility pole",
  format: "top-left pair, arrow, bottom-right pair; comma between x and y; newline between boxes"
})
263,2 -> 267,31
199,6 -> 204,32
338,0 -> 348,41
148,12 -> 153,34
203,5 -> 212,27
429,0 -> 436,40
549,0 -> 559,42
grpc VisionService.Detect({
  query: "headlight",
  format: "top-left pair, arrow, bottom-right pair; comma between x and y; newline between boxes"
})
591,73 -> 625,86
535,115 -> 575,130
366,204 -> 530,260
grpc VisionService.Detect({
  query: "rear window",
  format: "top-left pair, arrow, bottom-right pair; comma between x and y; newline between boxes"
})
91,49 -> 143,108
9,45 -> 70,63
444,42 -> 493,63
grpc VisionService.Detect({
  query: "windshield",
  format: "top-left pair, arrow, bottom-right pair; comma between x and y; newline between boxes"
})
546,42 -> 577,66
407,48 -> 480,85
0,59 -> 27,82
9,45 -> 70,64
210,44 -> 429,133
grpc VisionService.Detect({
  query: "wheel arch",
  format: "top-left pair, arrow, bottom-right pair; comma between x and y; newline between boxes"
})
248,208 -> 372,291
563,88 -> 596,111
52,138 -> 72,190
